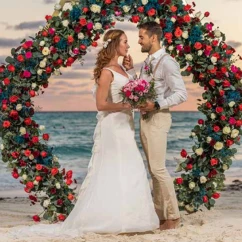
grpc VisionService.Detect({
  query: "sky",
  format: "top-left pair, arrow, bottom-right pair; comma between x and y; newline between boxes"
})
0,0 -> 242,111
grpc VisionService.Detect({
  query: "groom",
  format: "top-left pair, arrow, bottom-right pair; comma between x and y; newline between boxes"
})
123,22 -> 187,230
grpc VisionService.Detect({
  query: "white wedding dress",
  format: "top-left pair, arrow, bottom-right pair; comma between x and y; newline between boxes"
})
8,67 -> 159,239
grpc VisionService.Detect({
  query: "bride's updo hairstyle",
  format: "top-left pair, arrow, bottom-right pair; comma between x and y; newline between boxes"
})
93,29 -> 125,82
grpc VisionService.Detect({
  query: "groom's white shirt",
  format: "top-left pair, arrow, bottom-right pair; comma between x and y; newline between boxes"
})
128,47 -> 187,110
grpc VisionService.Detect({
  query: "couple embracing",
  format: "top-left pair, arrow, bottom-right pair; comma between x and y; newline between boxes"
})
10,22 -> 187,238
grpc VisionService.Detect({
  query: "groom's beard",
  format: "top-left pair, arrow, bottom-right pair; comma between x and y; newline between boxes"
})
141,45 -> 152,53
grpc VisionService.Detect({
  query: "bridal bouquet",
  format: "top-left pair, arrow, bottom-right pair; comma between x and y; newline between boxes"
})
121,79 -> 157,119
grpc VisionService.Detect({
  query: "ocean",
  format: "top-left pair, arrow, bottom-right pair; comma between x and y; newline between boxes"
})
0,111 -> 241,192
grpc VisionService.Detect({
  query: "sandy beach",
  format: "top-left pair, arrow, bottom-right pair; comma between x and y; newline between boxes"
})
0,180 -> 241,242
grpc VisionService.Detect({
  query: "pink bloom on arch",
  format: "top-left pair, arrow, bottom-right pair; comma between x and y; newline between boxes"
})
23,70 -> 31,78
72,48 -> 79,55
87,22 -> 93,30
25,51 -> 32,59
25,41 -> 33,48
231,65 -> 238,73
206,23 -> 213,31
176,44 -> 183,51
204,50 -> 211,56
229,117 -> 236,125
115,11 -> 122,16
48,28 -> 56,35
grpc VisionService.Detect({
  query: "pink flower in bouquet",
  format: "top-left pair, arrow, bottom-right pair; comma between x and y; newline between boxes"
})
25,51 -> 32,59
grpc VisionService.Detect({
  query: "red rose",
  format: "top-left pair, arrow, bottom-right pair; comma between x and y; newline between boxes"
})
147,8 -> 156,16
12,170 -> 19,179
0,66 -> 5,73
176,178 -> 183,185
220,67 -> 227,73
223,80 -> 230,87
51,167 -> 59,176
82,7 -> 89,13
25,102 -> 31,107
183,15 -> 191,23
80,44 -> 86,50
29,90 -> 36,97
3,78 -> 10,86
186,164 -> 193,170
41,151 -> 47,158
91,42 -> 98,47
131,15 -> 140,23
212,40 -> 219,46
236,120 -> 242,127
50,188 -> 56,194
184,4 -> 191,11
66,179 -> 73,185
32,215 -> 40,222
137,6 -> 144,13
17,55 -> 25,62
198,119 -> 204,125
186,66 -> 192,72
219,90 -> 225,96
213,126 -> 220,132
56,58 -> 63,65
203,196 -> 208,203
29,195 -> 37,202
216,107 -> 223,113
7,64 -> 15,72
2,104 -> 7,111
36,164 -> 43,171
180,149 -> 188,158
204,12 -> 210,17
222,43 -> 227,49
43,133 -> 49,141
9,110 -> 19,120
220,115 -> 226,121
210,158 -> 218,166
209,79 -> 216,87
79,18 -> 87,26
3,121 -> 11,128
206,102 -> 212,109
208,169 -> 217,178
24,117 -> 32,125
170,6 -> 177,12
212,193 -> 220,199
68,193 -> 74,200
24,149 -> 31,156
46,66 -> 52,74
174,27 -> 182,38
11,151 -> 19,159
194,42 -> 202,50
66,170 -> 73,179
32,136 -> 39,143
58,214 -> 66,221
226,139 -> 234,147
67,35 -> 74,44
53,35 -> 60,43
26,181 -> 34,189
9,95 -> 18,103
105,0 -> 112,4
35,176 -> 42,182
57,199 -> 63,206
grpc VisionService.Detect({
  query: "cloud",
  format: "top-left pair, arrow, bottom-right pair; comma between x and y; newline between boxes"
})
60,90 -> 92,95
53,71 -> 92,80
8,21 -> 45,31
0,37 -> 23,48
53,80 -> 90,88
227,40 -> 242,48
0,55 -> 7,64
43,0 -> 56,3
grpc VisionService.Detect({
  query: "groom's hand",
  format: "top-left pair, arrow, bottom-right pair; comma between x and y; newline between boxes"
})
139,101 -> 155,112
122,55 -> 134,71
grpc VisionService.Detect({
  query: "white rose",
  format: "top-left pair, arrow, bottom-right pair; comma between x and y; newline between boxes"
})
189,182 -> 196,189
182,31 -> 189,39
56,183 -> 61,189
191,132 -> 196,137
185,54 -> 193,61
37,69 -> 43,75
123,5 -> 131,13
53,155 -> 59,162
94,23 -> 102,30
39,125 -> 45,131
63,4 -> 72,11
16,104 -> 22,111
90,4 -> 101,13
223,164 -> 228,170
229,101 -> 235,107
231,129 -> 239,138
195,11 -> 202,18
22,174 -> 27,180
43,199 -> 50,208
39,26 -> 44,31
62,20 -> 69,27
185,204 -> 195,213
29,154 -> 34,160
211,113 -> 216,120
211,56 -> 217,64
39,61 -> 46,68
168,46 -> 174,51
223,126 -> 231,134
214,142 -> 224,150
198,50 -> 203,56
0,144 -> 4,150
200,176 -> 207,184
171,17 -> 176,23
32,83 -> 37,89
141,0 -> 148,5
33,180 -> 39,186
42,47 -> 50,56
195,148 -> 203,156
20,127 -> 26,135
155,17 -> 160,24
54,3 -> 62,11
54,69 -> 61,76
78,32 -> 85,39
213,182 -> 217,188
240,79 -> 242,84
39,41 -> 45,47
207,136 -> 212,143
214,29 -> 221,38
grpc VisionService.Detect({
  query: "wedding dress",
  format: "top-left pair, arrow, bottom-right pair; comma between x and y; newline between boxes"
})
8,67 -> 159,239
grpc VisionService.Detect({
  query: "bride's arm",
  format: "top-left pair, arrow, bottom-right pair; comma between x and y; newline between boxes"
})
96,69 -> 130,112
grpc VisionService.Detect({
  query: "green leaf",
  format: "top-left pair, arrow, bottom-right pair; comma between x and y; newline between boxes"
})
11,48 -> 16,56
5,56 -> 14,64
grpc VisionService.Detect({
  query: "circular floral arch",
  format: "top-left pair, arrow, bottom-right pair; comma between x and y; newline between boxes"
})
0,0 -> 242,222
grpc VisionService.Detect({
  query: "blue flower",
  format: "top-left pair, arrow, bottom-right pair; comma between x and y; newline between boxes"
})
163,19 -> 174,33
15,136 -> 25,144
188,26 -> 203,44
70,6 -> 81,22
225,91 -> 241,103
56,38 -> 68,50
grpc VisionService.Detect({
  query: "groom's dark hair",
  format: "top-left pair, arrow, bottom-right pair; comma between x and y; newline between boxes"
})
138,22 -> 163,40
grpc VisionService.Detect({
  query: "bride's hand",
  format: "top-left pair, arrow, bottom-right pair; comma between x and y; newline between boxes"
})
122,102 -> 132,110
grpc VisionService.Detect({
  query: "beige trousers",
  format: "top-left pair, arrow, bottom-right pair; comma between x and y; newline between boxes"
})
140,110 -> 180,221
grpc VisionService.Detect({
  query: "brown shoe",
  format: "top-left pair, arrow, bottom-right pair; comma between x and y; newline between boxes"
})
159,218 -> 180,230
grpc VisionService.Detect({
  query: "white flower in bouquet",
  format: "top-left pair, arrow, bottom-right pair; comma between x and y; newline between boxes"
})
223,126 -> 231,134
78,33 -> 85,39
198,50 -> 203,56
42,47 -> 50,56
211,56 -> 217,64
39,41 -> 45,47
211,113 -> 216,120
22,174 -> 27,180
189,182 -> 196,189
43,199 -> 51,208
56,183 -> 61,189
185,54 -> 193,61
54,3 -> 62,11
223,164 -> 228,170
214,142 -> 223,150
231,129 -> 239,138
142,0 -> 148,5
182,31 -> 189,39
90,4 -> 101,13
62,20 -> 69,27
0,144 -> 4,150
206,136 -> 212,143
39,125 -> 45,131
20,127 -> 26,135
16,104 -> 22,111
168,45 -> 174,51
229,101 -> 235,107
195,148 -> 203,156
123,5 -> 131,13
200,176 -> 207,184
94,23 -> 102,30
39,60 -> 46,68
37,69 -> 43,75
214,29 -> 221,38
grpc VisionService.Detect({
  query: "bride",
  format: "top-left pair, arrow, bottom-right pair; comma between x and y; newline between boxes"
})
9,29 -> 159,238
